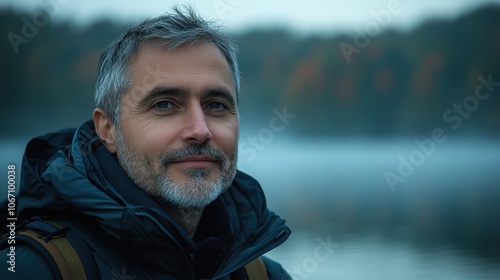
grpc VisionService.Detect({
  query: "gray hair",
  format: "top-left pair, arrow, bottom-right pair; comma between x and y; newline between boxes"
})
94,5 -> 240,123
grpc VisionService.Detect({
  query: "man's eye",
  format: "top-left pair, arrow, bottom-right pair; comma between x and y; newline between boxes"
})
153,101 -> 174,110
207,102 -> 228,111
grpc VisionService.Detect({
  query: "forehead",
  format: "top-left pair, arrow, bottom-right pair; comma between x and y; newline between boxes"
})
128,40 -> 234,90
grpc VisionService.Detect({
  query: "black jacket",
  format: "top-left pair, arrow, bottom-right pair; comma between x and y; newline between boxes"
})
1,120 -> 291,279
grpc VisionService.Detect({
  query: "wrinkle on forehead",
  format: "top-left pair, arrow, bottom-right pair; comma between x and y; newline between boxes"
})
126,41 -> 234,97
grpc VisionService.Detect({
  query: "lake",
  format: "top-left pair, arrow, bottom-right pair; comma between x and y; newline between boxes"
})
238,137 -> 500,279
2,137 -> 500,279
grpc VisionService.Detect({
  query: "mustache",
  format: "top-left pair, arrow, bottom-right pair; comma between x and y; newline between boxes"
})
160,144 -> 226,167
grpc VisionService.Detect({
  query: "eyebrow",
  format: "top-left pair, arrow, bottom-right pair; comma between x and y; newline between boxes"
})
137,86 -> 187,109
200,87 -> 237,108
137,85 -> 237,109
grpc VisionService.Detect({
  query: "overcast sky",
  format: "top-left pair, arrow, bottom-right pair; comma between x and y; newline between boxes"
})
1,0 -> 500,35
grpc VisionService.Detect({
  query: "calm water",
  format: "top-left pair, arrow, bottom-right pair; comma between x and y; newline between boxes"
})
266,229 -> 500,279
238,138 -> 500,279
2,138 -> 500,279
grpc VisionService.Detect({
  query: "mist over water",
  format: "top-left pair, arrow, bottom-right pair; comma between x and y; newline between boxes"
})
238,137 -> 500,279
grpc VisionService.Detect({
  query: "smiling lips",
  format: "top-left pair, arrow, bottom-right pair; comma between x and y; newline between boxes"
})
170,155 -> 217,168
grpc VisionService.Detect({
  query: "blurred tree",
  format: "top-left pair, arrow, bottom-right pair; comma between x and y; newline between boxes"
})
1,5 -> 500,138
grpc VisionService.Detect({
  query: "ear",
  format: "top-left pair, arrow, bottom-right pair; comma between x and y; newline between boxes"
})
93,108 -> 117,154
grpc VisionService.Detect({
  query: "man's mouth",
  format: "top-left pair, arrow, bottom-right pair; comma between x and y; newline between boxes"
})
170,155 -> 217,169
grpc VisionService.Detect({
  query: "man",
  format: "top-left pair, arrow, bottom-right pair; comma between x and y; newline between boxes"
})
1,6 -> 291,279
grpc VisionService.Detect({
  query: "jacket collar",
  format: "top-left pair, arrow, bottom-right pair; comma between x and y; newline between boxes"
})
19,120 -> 291,278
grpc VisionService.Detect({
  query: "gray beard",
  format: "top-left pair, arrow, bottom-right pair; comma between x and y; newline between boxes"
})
114,128 -> 237,208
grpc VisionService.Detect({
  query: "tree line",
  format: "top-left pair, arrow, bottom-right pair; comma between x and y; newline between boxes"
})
1,4 -> 500,138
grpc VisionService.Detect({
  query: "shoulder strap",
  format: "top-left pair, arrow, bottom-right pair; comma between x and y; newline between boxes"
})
8,219 -> 270,280
17,220 -> 88,280
244,257 -> 268,280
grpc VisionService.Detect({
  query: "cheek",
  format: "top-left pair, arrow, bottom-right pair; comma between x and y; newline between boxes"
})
210,119 -> 239,155
121,120 -> 178,160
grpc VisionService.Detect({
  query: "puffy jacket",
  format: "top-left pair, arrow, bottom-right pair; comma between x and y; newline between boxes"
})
1,120 -> 291,279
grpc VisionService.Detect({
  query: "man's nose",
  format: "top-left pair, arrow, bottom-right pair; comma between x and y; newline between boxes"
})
180,106 -> 212,144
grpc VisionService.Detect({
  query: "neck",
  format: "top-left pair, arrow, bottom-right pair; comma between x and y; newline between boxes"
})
165,205 -> 204,238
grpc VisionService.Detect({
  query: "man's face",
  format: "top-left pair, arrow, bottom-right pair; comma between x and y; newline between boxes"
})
115,41 -> 239,208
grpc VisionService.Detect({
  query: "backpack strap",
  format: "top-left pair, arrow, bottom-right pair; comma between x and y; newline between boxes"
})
244,257 -> 268,280
11,218 -> 269,280
17,220 -> 88,280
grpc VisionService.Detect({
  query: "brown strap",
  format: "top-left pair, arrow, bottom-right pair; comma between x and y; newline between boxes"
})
19,229 -> 72,279
18,226 -> 87,280
244,257 -> 268,280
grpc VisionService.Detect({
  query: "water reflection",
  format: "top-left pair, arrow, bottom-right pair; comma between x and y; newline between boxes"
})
239,138 -> 500,279
267,229 -> 500,279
